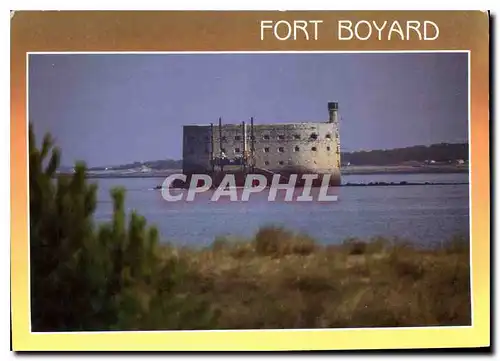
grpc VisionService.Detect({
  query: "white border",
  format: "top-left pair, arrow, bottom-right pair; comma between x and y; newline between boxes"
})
30,50 -> 468,54
25,50 -> 473,336
8,6 -> 493,10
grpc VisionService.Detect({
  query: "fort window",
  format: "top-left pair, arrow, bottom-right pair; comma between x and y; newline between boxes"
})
235,136 -> 241,141
235,148 -> 241,153
264,147 -> 270,153
278,147 -> 284,153
326,134 -> 332,139
293,134 -> 301,140
294,146 -> 300,152
310,133 -> 318,140
327,146 -> 331,151
279,161 -> 284,165
278,135 -> 285,140
264,161 -> 270,166
263,135 -> 270,140
221,148 -> 226,153
311,146 -> 317,151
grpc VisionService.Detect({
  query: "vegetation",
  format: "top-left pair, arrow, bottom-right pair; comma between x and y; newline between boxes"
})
180,228 -> 471,329
341,143 -> 469,166
30,124 -> 217,331
31,126 -> 471,331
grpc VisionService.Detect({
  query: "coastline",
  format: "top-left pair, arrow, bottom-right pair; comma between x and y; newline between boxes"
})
60,164 -> 469,179
341,164 -> 469,175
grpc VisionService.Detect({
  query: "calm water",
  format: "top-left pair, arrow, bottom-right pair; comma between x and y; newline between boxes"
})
93,173 -> 470,247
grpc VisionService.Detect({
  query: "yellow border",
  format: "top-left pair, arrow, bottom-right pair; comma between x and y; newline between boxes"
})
11,11 -> 490,351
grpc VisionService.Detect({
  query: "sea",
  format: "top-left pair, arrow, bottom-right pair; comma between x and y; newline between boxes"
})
93,172 -> 470,248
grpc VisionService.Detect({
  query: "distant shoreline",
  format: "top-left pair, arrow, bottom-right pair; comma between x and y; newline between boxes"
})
341,164 -> 468,175
56,164 -> 470,179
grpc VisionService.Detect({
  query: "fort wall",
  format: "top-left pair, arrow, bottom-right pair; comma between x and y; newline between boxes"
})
182,102 -> 341,185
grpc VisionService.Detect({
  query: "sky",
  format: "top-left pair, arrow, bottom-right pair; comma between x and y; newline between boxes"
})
29,52 -> 469,167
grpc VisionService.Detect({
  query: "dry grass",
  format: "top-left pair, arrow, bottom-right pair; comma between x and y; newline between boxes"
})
158,226 -> 471,330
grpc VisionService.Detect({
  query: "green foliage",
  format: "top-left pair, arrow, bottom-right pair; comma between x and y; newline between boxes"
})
29,124 -> 216,331
342,143 -> 468,166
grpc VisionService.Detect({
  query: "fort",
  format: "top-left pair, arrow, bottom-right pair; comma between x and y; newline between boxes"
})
181,102 -> 342,187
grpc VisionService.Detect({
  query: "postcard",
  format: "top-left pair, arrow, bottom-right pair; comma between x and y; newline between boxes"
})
11,10 -> 490,351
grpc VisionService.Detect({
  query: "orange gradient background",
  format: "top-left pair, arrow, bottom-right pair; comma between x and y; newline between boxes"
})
10,11 -> 490,351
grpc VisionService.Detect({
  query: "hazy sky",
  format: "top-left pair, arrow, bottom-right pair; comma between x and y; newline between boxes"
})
29,52 -> 468,167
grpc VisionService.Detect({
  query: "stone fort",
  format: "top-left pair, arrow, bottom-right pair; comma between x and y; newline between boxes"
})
182,102 -> 341,185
